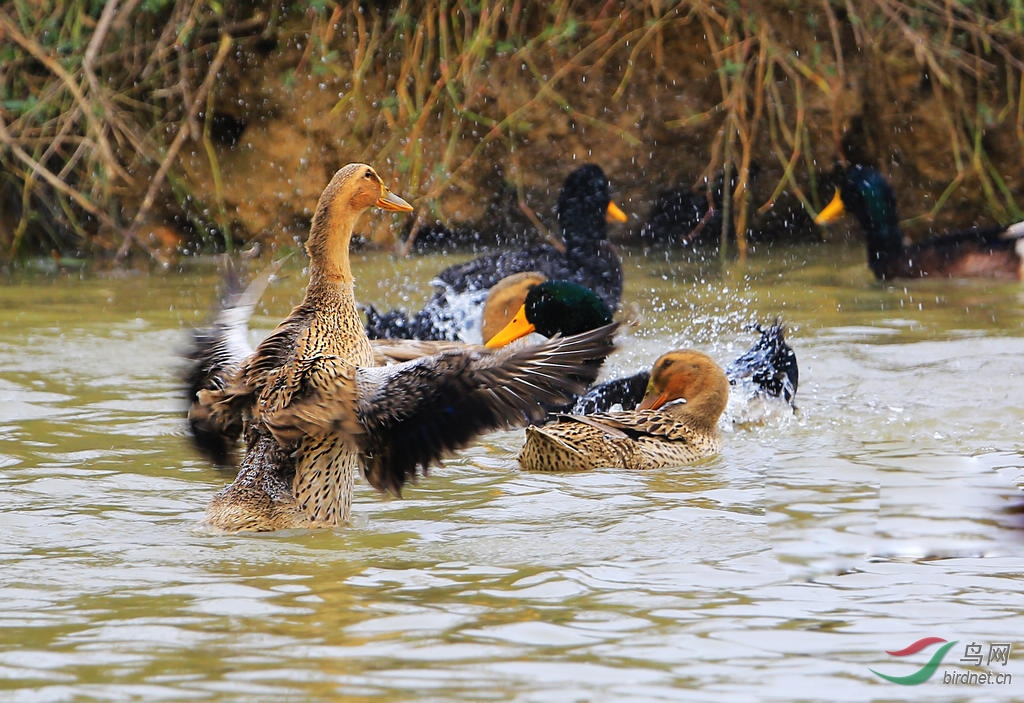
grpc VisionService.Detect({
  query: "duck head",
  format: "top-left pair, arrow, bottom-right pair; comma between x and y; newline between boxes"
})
306,163 -> 413,283
480,272 -> 549,344
815,165 -> 904,275
556,164 -> 627,249
816,166 -> 901,243
638,350 -> 730,428
484,279 -> 613,347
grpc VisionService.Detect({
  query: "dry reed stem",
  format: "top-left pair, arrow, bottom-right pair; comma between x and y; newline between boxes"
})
2,1 -> 1023,262
116,33 -> 233,261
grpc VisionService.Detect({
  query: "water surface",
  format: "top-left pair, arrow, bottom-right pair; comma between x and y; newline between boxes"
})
2,241 -> 1023,702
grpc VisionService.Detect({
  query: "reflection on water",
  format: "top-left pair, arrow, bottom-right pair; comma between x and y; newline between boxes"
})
2,241 -> 1023,701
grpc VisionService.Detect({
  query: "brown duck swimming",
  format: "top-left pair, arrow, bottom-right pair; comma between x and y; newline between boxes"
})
518,350 -> 729,472
186,164 -> 617,531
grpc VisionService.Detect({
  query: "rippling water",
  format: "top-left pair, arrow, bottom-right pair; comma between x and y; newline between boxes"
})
2,241 -> 1023,702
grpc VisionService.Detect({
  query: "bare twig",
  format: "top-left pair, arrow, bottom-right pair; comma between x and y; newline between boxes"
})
116,33 -> 233,261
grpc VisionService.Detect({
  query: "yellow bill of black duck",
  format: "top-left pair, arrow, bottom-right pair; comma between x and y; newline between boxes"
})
186,163 -> 618,532
815,164 -> 1024,280
479,271 -> 549,344
517,350 -> 729,471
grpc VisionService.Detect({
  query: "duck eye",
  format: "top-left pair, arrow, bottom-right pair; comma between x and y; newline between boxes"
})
364,169 -> 374,180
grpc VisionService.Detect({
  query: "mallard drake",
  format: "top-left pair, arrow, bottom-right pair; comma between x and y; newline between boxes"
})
480,274 -> 797,412
185,163 -> 618,532
482,276 -> 615,347
479,271 -> 548,344
518,350 -> 729,471
363,163 -> 627,341
815,164 -> 1024,280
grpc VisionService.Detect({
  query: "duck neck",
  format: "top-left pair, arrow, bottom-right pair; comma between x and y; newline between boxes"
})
853,181 -> 904,268
865,223 -> 905,277
303,272 -> 360,320
305,198 -> 362,290
561,215 -> 606,253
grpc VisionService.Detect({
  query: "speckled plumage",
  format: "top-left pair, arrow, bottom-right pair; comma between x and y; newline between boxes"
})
518,350 -> 729,472
477,275 -> 798,418
519,410 -> 722,471
186,164 -> 618,532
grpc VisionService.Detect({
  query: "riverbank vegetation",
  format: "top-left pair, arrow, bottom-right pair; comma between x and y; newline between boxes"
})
2,1 -> 1022,265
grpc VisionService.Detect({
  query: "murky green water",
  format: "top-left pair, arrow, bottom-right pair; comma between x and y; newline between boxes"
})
2,241 -> 1023,702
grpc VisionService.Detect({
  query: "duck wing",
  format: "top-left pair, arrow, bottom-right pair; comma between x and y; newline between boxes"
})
433,244 -> 564,293
258,323 -> 617,496
369,338 -> 471,364
725,320 -> 798,403
882,223 -> 1024,279
909,223 -> 1019,254
183,259 -> 283,465
559,409 -> 693,442
357,323 -> 618,495
434,244 -> 621,310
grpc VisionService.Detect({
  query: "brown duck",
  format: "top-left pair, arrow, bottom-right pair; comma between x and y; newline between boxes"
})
187,164 -> 617,531
518,350 -> 728,472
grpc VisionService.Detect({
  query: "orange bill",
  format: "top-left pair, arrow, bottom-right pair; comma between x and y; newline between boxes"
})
377,188 -> 414,212
814,189 -> 845,225
484,304 -> 535,347
637,389 -> 669,410
606,200 -> 628,223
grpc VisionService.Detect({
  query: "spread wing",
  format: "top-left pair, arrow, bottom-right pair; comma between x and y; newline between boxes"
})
724,320 -> 798,402
183,259 -> 282,465
225,321 -> 616,496
355,323 -> 618,495
191,291 -> 311,464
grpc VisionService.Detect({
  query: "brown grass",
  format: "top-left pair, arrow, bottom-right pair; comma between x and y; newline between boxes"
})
1,1 -> 1022,264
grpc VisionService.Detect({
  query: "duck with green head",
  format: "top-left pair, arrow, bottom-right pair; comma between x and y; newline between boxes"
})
483,277 -> 615,348
815,164 -> 1024,280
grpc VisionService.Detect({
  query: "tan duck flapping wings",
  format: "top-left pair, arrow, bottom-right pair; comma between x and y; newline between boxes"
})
186,163 -> 617,531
